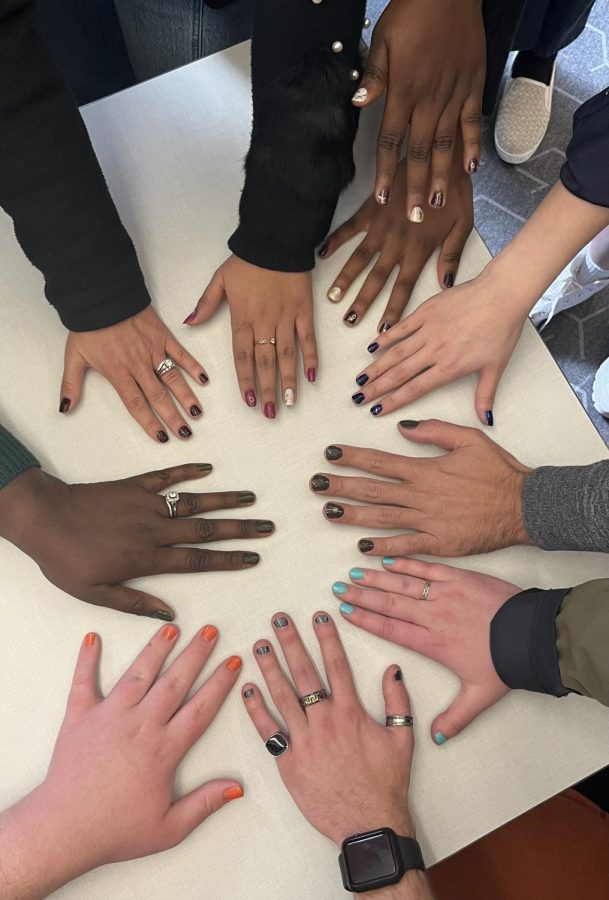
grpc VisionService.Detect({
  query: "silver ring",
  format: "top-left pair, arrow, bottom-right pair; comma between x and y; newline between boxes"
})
165,490 -> 180,518
265,732 -> 290,757
254,338 -> 276,345
422,581 -> 431,601
299,689 -> 329,709
156,358 -> 176,377
386,714 -> 413,727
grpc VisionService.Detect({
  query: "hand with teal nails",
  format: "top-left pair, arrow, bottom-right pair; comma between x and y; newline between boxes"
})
334,557 -> 520,744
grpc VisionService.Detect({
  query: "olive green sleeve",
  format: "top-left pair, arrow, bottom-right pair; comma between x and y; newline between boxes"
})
556,580 -> 609,706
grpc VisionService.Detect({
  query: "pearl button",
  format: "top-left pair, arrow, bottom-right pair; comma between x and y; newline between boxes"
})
312,0 -> 322,4
331,41 -> 343,53
363,17 -> 371,28
349,69 -> 360,81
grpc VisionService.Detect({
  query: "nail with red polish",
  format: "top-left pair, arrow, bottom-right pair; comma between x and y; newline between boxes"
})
183,310 -> 197,325
307,368 -> 317,383
59,398 -> 70,413
264,402 -> 276,419
245,390 -> 257,408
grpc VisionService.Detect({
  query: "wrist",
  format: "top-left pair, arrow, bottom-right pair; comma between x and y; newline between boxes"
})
0,468 -> 61,549
478,255 -> 538,318
505,468 -> 534,547
333,810 -> 415,848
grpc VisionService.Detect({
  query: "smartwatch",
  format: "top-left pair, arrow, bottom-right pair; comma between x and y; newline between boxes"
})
338,828 -> 425,893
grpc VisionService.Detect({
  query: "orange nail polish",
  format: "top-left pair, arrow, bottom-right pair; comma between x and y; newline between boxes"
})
223,785 -> 244,801
201,625 -> 218,642
162,625 -> 178,641
226,655 -> 242,672
84,632 -> 96,647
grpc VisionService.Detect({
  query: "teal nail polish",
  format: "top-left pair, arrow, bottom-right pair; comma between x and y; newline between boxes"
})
349,567 -> 364,580
383,557 -> 395,566
340,602 -> 354,615
332,581 -> 348,595
434,732 -> 448,745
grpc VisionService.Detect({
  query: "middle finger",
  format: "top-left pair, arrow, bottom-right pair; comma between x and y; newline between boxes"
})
254,339 -> 278,419
163,517 -> 275,545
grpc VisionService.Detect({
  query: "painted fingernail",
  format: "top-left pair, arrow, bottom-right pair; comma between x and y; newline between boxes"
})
394,667 -> 403,682
310,474 -> 330,492
264,402 -> 276,420
352,86 -> 368,104
162,625 -> 178,641
273,616 -> 289,628
190,404 -> 202,417
344,311 -> 358,325
314,614 -> 330,624
468,159 -> 479,174
243,688 -> 255,698
377,187 -> 390,205
201,625 -> 218,642
367,341 -> 379,353
318,242 -> 329,258
226,655 -> 242,672
409,206 -> 424,223
356,373 -> 369,386
199,373 -> 209,384
443,272 -> 455,289
243,552 -> 260,565
151,609 -> 173,621
183,310 -> 197,324
59,398 -> 70,413
383,556 -> 396,565
359,539 -> 374,552
399,420 -> 419,429
340,602 -> 354,615
245,390 -> 257,407
179,425 -> 192,438
349,567 -> 364,580
332,582 -> 348,595
485,410 -> 494,427
325,503 -> 344,519
197,463 -> 213,472
256,645 -> 271,655
224,785 -> 244,801
325,445 -> 343,460
84,632 -> 96,647
328,286 -> 342,303
238,491 -> 256,504
157,430 -> 169,443
371,404 -> 383,416
284,388 -> 295,406
352,392 -> 365,405
434,732 -> 448,745
255,520 -> 274,533
307,368 -> 317,383
379,322 -> 392,334
431,191 -> 444,208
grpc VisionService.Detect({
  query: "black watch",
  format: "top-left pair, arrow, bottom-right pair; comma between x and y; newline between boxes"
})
338,828 -> 425,893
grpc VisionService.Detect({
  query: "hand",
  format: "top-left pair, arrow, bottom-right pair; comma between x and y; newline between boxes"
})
320,155 -> 473,331
353,0 -> 485,217
61,306 -> 208,442
0,626 -> 243,898
185,255 -> 318,417
355,266 -> 530,424
242,611 -> 414,846
311,421 -> 533,558
333,557 -> 518,743
0,463 -> 273,619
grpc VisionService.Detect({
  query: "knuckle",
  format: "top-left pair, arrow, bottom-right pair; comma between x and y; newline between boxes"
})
187,549 -> 213,572
227,551 -> 245,568
196,519 -> 216,541
408,143 -> 431,163
326,654 -> 350,678
368,451 -> 390,474
278,344 -> 295,360
353,244 -> 372,264
443,250 -> 462,265
377,132 -> 403,155
125,393 -> 147,412
147,386 -> 168,404
273,685 -> 295,708
238,519 -> 251,538
126,593 -> 148,616
256,354 -> 275,371
235,348 -> 253,365
184,493 -> 199,513
381,617 -> 395,640
363,480 -> 387,502
152,468 -> 172,484
382,593 -> 396,615
462,111 -> 482,127
364,62 -> 386,84
432,132 -> 453,151
379,507 -> 398,527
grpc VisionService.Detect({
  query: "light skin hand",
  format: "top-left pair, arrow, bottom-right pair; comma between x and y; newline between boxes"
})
312,421 -> 532,559
61,306 -> 209,442
0,626 -> 243,899
0,463 -> 273,619
333,557 -> 517,744
184,255 -> 318,416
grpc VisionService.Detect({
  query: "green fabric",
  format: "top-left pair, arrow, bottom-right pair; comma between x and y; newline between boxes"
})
556,579 -> 609,706
0,425 -> 39,490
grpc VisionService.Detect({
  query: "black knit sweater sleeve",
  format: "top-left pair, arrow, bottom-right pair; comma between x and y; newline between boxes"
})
560,87 -> 609,209
228,0 -> 366,272
0,0 -> 151,332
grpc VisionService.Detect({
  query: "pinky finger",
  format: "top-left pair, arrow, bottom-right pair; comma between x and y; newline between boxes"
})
319,215 -> 364,259
460,92 -> 482,174
242,683 -> 290,754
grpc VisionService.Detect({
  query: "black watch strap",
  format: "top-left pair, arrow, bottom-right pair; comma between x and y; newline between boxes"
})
396,835 -> 425,872
339,829 -> 425,893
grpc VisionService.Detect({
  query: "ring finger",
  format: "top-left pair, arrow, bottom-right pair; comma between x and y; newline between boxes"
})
348,566 -> 437,602
254,337 -> 278,419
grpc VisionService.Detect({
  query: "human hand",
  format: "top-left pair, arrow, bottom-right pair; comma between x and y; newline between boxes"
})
242,611 -> 414,846
353,0 -> 485,218
311,421 -> 532,558
333,557 -> 518,743
0,626 -> 243,898
320,155 -> 473,331
0,463 -> 273,619
61,306 -> 208,442
185,255 -> 318,417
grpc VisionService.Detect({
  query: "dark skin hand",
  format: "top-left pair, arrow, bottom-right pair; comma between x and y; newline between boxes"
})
0,464 -> 274,619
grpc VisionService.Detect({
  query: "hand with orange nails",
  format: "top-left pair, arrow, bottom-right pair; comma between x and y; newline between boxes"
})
320,152 -> 473,332
332,558 -> 518,745
0,625 -> 243,898
353,0 -> 485,220
185,256 -> 318,418
0,462 -> 273,620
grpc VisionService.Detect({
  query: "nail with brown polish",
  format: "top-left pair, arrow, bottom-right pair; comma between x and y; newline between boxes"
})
245,389 -> 257,407
157,430 -> 169,443
430,191 -> 444,208
325,445 -> 342,461
344,311 -> 358,326
358,539 -> 374,552
201,625 -> 218,642
310,474 -> 330,492
255,520 -> 274,533
162,625 -> 178,641
325,503 -> 344,519
468,158 -> 479,174
379,322 -> 392,334
190,404 -> 202,417
59,398 -> 70,413
226,655 -> 242,672
178,425 -> 192,438
199,373 -> 209,384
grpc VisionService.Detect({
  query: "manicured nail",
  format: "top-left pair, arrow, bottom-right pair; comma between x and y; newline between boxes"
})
197,463 -> 213,472
284,388 -> 295,406
162,625 -> 178,641
434,732 -> 448,745
318,242 -> 329,258
443,272 -> 455,289
243,688 -> 255,698
352,392 -> 365,405
238,491 -> 256,504
255,520 -> 274,533
190,404 -> 202,417
399,420 -> 419,429
183,310 -> 197,325
340,602 -> 354,615
314,614 -> 329,624
383,556 -> 395,565
179,425 -> 192,438
485,410 -> 494,427
325,445 -> 343,460
201,625 -> 218,642
310,474 -> 330,492
226,655 -> 242,672
325,503 -> 344,519
468,159 -> 479,174
199,373 -> 209,384
344,311 -> 358,325
151,609 -> 173,621
349,567 -> 364,580
245,390 -> 257,407
59,398 -> 70,413
356,373 -> 369,386
409,206 -> 424,223
328,286 -> 342,303
371,404 -> 383,416
224,785 -> 244,801
307,368 -> 317,383
157,430 -> 169,443
431,191 -> 444,208
367,341 -> 379,353
273,616 -> 289,628
256,645 -> 271,656
352,86 -> 368,104
394,668 -> 403,682
264,402 -> 276,420
84,633 -> 96,647
332,582 -> 348,595
243,552 -> 260,565
359,539 -> 374,552
377,187 -> 390,205
379,322 -> 392,334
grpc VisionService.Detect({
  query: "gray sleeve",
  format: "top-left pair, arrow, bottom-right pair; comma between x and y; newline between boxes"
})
523,461 -> 609,552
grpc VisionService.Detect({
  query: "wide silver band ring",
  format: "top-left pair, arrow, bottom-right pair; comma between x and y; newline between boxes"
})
165,490 -> 180,518
254,338 -> 276,345
299,689 -> 329,709
422,581 -> 431,601
156,358 -> 176,377
386,714 -> 414,727
265,732 -> 290,757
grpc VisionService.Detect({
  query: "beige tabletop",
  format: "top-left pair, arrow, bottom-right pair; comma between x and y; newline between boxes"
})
0,41 -> 607,900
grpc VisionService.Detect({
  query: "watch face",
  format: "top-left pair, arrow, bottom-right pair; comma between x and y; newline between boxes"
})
345,831 -> 399,886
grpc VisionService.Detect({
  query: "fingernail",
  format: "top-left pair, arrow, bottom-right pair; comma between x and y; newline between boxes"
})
340,602 -> 354,615
325,445 -> 343,460
328,286 -> 342,303
399,419 -> 420,429
431,191 -> 444,208
485,410 -> 494,427
190,404 -> 202,417
84,632 -> 96,647
314,614 -> 329,624
377,187 -> 390,205
409,206 -> 424,223
349,567 -> 364,580
224,785 -> 244,801
243,688 -> 255,698
226,655 -> 242,672
383,556 -> 395,565
199,373 -> 209,385
379,322 -> 392,334
151,609 -> 173,621
162,625 -> 178,641
307,368 -> 317,383
352,392 -> 365,405
273,616 -> 289,628
157,430 -> 169,443
371,404 -> 383,416
352,86 -> 368,103
245,390 -> 257,407
310,474 -> 330,492
256,645 -> 271,655
344,311 -> 358,325
356,373 -> 369,387
434,732 -> 448,745
243,552 -> 260,565
264,402 -> 276,419
284,388 -> 295,406
197,463 -> 213,471
255,520 -> 274,533
201,624 -> 218,642
238,491 -> 256,504
367,341 -> 379,353
183,310 -> 197,324
443,272 -> 455,289
358,539 -> 374,552
179,425 -> 192,438
325,503 -> 344,519
394,668 -> 403,682
318,242 -> 329,258
59,398 -> 70,413
468,159 -> 479,174
332,582 -> 348,595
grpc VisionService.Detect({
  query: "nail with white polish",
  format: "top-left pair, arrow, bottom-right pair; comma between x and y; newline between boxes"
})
377,188 -> 390,205
409,206 -> 424,223
328,286 -> 342,303
352,87 -> 368,104
284,388 -> 294,406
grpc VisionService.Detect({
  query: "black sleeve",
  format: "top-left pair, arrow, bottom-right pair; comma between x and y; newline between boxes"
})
560,87 -> 609,209
228,0 -> 366,272
0,0 -> 151,332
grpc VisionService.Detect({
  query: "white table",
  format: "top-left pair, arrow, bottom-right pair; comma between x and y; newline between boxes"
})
0,42 -> 607,900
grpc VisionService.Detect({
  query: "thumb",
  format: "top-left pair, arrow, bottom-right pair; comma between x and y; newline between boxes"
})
353,37 -> 388,107
397,418 -> 473,451
166,780 -> 244,845
91,584 -> 175,622
475,365 -> 503,427
60,341 -> 87,413
183,272 -> 225,326
430,683 -> 495,745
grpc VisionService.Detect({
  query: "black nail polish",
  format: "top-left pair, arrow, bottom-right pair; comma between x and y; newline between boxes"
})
344,311 -> 358,325
468,158 -> 479,174
356,373 -> 369,386
443,272 -> 455,289
255,520 -> 274,533
318,242 -> 329,258
199,373 -> 209,384
485,410 -> 494,427
197,463 -> 213,471
325,445 -> 343,461
273,616 -> 289,628
151,609 -> 174,621
379,322 -> 392,334
157,430 -> 169,443
244,552 -> 260,565
367,341 -> 379,353
399,420 -> 420,429
310,475 -> 330,492
358,539 -> 374,552
314,614 -> 329,624
371,404 -> 383,416
179,425 -> 192,438
190,404 -> 202,417
394,668 -> 403,682
256,645 -> 270,655
59,398 -> 70,413
243,688 -> 255,698
238,491 -> 256,504
325,503 -> 344,519
431,191 -> 444,208
377,187 -> 390,205
352,392 -> 365,405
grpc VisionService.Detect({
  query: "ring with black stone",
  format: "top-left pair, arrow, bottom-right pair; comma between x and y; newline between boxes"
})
265,732 -> 290,757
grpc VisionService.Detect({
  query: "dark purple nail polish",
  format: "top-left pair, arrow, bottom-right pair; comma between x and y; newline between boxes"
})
183,310 -> 197,325
358,539 -> 374,552
264,402 -> 276,419
367,341 -> 379,353
190,405 -> 202,417
310,475 -> 330,492
59,398 -> 70,413
371,404 -> 383,416
245,390 -> 256,408
352,392 -> 365,405
344,311 -> 358,325
157,430 -> 169,443
431,191 -> 444,208
485,410 -> 494,427
325,503 -> 344,519
468,158 -> 479,174
178,425 -> 192,438
199,373 -> 209,384
394,668 -> 403,682
379,322 -> 392,334
356,373 -> 369,387
325,445 -> 342,460
444,272 -> 455,289
318,242 -> 329,258
307,368 -> 317,383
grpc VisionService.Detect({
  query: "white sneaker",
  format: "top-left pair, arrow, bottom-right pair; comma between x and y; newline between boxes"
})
529,247 -> 609,330
494,63 -> 556,164
592,357 -> 609,418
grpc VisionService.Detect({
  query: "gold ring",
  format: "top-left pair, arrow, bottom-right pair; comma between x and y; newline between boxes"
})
422,581 -> 431,601
299,689 -> 329,708
254,338 -> 276,345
